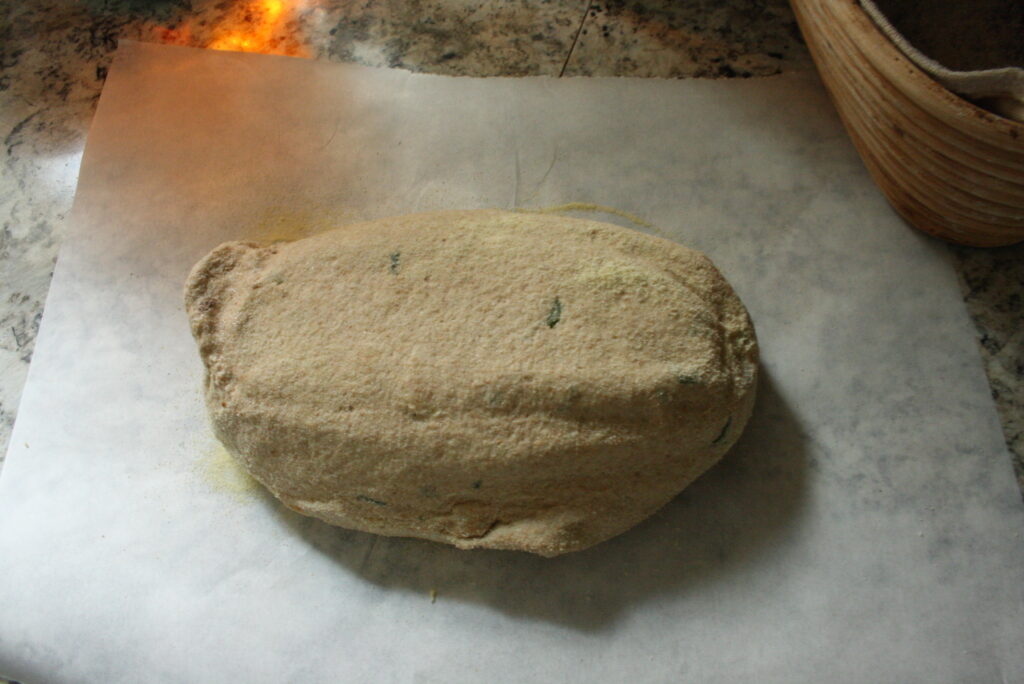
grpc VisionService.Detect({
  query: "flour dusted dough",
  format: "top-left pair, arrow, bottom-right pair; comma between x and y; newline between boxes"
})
185,210 -> 758,556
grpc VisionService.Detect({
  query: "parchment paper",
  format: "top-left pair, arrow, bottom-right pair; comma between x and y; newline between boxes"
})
1,40 -> 1022,683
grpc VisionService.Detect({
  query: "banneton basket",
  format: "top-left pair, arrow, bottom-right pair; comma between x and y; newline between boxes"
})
789,0 -> 1024,246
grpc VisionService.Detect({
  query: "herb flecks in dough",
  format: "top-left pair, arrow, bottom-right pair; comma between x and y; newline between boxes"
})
712,416 -> 733,445
356,494 -> 388,506
546,297 -> 562,328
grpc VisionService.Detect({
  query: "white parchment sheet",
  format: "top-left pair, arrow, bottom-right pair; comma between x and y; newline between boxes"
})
1,40 -> 1022,683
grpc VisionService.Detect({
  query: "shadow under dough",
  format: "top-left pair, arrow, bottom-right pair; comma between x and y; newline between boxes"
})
274,369 -> 809,632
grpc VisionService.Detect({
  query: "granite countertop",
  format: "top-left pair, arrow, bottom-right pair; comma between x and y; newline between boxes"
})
1,0 -> 1021,505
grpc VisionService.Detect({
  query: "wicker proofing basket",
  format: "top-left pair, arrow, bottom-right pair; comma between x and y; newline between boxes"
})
789,0 -> 1024,246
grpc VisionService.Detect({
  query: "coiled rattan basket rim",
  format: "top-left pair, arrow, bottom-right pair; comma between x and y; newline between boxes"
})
790,0 -> 1024,247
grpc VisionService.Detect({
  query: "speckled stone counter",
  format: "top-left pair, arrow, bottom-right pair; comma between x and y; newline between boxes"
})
1,0 -> 1021,507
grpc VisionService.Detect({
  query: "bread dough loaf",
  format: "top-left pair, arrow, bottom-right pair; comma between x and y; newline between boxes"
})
185,210 -> 758,556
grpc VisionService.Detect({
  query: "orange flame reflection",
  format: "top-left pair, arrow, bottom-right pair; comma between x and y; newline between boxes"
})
156,0 -> 309,57
209,0 -> 285,53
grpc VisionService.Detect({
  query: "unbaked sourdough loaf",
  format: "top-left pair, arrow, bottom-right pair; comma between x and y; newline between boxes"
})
185,210 -> 758,556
